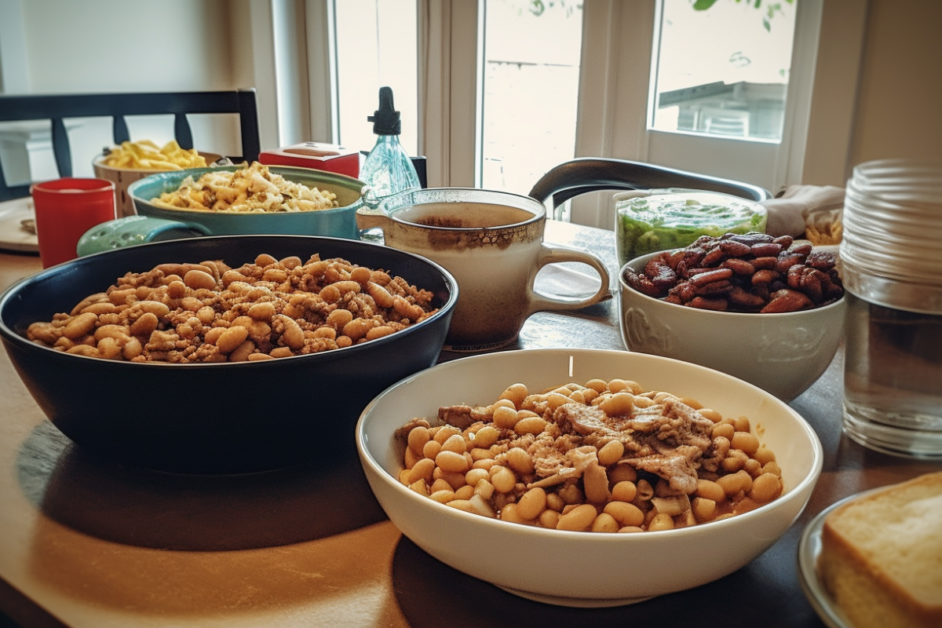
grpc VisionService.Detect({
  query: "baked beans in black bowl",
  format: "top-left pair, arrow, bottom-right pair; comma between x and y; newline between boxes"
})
0,235 -> 457,474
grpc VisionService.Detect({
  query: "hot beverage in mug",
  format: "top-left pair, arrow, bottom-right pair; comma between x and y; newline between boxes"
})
392,202 -> 533,230
370,188 -> 611,351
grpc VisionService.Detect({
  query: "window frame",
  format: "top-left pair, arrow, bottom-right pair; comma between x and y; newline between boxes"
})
305,0 -> 866,226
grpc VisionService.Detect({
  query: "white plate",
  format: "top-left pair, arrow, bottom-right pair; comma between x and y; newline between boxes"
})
0,197 -> 39,253
797,488 -> 884,628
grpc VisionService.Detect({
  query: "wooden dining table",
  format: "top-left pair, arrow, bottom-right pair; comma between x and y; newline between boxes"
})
0,221 -> 938,628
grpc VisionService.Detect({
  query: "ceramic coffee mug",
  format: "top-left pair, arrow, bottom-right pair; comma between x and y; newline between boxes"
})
365,188 -> 611,351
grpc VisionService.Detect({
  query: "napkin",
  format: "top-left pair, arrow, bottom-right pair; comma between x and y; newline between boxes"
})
761,184 -> 845,238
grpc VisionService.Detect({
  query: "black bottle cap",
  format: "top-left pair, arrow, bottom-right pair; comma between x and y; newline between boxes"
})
368,86 -> 402,135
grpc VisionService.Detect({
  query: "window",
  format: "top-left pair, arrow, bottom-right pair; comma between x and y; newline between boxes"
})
566,0 -> 835,226
651,0 -> 797,142
480,0 -> 583,193
307,0 -> 864,227
333,0 -> 418,156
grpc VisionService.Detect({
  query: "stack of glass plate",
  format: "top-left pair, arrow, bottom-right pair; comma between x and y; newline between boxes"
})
841,158 -> 942,312
840,158 -> 942,458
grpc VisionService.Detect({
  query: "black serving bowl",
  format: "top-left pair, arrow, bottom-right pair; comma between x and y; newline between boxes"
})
0,235 -> 457,474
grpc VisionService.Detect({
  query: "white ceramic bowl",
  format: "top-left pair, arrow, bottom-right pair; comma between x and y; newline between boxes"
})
619,251 -> 846,402
356,348 -> 823,607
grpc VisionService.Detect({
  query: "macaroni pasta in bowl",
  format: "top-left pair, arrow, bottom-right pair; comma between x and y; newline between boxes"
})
153,162 -> 339,213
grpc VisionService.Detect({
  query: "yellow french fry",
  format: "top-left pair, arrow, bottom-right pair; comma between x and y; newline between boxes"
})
104,140 -> 208,170
155,161 -> 183,171
161,140 -> 181,154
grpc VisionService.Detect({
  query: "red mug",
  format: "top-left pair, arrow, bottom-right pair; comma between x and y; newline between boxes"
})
31,178 -> 116,268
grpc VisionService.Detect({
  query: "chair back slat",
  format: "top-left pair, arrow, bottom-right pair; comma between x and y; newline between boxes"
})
173,113 -> 194,150
0,89 -> 261,202
50,117 -> 73,178
112,115 -> 130,145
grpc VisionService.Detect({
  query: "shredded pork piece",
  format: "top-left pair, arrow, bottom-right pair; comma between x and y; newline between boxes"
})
529,432 -> 579,478
438,405 -> 493,430
553,398 -> 714,494
622,451 -> 701,494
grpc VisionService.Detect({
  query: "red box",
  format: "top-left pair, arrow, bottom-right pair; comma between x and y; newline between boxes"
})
259,142 -> 360,179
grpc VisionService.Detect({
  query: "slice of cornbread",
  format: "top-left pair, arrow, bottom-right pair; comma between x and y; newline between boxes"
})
819,472 -> 942,628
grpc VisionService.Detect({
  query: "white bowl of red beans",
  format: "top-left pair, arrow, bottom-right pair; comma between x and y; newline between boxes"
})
618,233 -> 846,402
356,348 -> 823,607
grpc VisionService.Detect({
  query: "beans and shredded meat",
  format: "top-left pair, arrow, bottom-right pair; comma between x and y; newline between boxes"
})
395,378 -> 783,532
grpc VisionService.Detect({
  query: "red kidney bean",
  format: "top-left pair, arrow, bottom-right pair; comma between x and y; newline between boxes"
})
720,241 -> 753,257
690,268 -> 734,286
751,256 -> 779,270
752,269 -> 780,285
688,296 -> 729,311
761,289 -> 812,313
776,253 -> 805,273
701,247 -> 726,266
727,233 -> 774,246
723,258 -> 756,275
728,286 -> 766,308
750,243 -> 783,257
697,280 -> 733,296
806,251 -> 836,270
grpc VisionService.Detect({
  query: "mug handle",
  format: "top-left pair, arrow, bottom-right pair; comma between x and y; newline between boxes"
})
525,243 -> 612,316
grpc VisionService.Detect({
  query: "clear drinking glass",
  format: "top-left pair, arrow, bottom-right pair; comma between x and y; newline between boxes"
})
840,159 -> 942,459
843,293 -> 942,457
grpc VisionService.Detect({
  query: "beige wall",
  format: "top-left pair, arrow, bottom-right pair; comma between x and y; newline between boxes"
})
20,0 -> 235,93
850,0 -> 942,167
5,0 -> 940,182
3,0 -> 250,178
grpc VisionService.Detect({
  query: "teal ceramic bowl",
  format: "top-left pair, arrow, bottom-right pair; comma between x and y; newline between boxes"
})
128,165 -> 366,239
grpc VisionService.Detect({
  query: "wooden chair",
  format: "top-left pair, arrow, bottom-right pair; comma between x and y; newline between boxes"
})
0,89 -> 261,202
